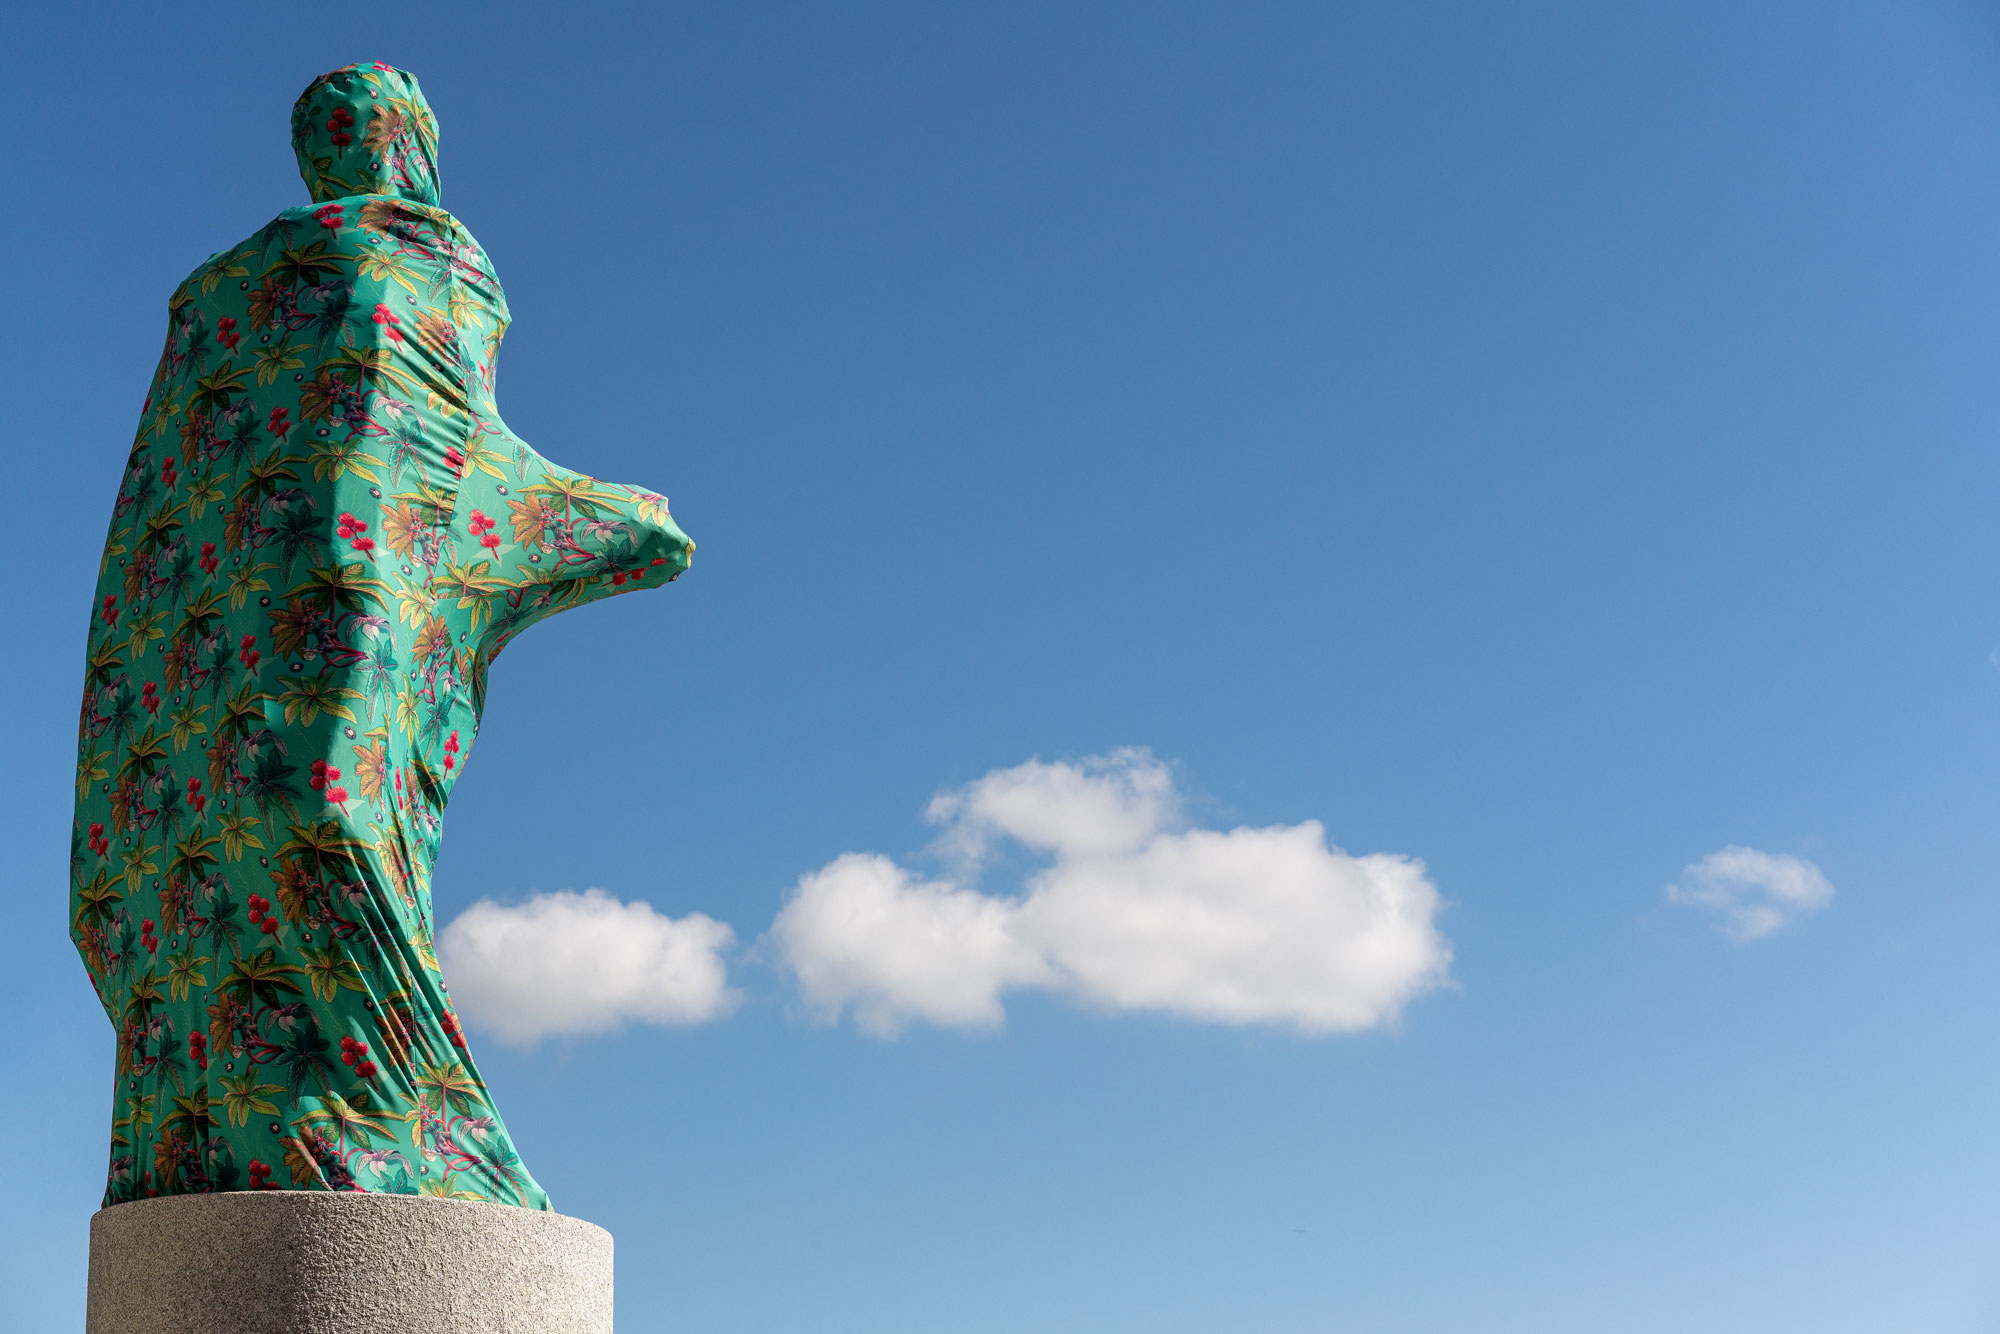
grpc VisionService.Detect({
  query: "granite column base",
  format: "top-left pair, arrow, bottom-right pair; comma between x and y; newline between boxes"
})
86,1190 -> 613,1333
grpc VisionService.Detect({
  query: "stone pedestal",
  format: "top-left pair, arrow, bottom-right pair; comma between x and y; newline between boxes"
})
87,1191 -> 613,1333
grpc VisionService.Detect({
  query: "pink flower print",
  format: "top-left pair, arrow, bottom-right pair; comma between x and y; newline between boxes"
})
337,512 -> 376,556
325,106 -> 355,147
238,633 -> 260,670
371,303 -> 405,344
140,681 -> 160,716
268,406 -> 291,440
159,458 -> 178,490
313,203 -> 344,232
217,316 -> 241,351
468,508 -> 501,551
340,1036 -> 375,1076
101,595 -> 119,627
309,759 -> 341,793
442,445 -> 465,474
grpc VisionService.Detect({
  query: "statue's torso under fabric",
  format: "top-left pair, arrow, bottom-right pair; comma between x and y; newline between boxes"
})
71,63 -> 692,1208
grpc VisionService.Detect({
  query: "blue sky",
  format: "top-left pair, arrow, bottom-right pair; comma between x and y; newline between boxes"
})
7,2 -> 2000,1328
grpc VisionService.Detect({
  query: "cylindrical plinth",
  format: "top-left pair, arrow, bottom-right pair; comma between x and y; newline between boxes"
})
87,1190 -> 612,1333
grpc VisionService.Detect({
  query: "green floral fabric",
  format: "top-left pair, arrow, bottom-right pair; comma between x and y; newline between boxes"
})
71,63 -> 692,1209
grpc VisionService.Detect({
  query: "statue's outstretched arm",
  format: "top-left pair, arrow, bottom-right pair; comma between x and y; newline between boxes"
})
441,435 -> 693,656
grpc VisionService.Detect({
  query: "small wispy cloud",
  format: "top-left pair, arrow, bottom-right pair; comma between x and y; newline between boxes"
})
769,749 -> 1453,1037
438,889 -> 738,1045
1665,845 -> 1834,942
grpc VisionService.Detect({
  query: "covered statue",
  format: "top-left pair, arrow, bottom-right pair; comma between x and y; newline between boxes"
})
70,62 -> 693,1209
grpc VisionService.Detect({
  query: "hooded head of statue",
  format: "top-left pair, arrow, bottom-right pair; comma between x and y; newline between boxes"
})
290,62 -> 441,206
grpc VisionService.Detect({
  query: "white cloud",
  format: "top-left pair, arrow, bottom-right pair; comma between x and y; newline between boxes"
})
769,854 -> 1053,1036
438,889 -> 739,1045
1665,846 -> 1834,941
1016,823 -> 1448,1030
925,747 -> 1180,863
770,750 -> 1453,1037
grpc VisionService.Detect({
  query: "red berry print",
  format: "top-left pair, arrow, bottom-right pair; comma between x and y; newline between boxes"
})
371,303 -> 405,344
469,509 -> 501,550
337,512 -> 377,556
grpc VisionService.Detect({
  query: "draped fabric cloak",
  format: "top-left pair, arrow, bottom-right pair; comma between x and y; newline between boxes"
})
70,62 -> 692,1209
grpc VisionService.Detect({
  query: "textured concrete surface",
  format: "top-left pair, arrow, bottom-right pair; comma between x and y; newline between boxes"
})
87,1190 -> 612,1333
